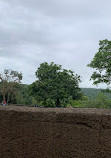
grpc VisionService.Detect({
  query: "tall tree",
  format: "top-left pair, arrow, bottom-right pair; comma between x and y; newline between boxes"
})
88,39 -> 111,88
29,62 -> 82,107
0,69 -> 22,103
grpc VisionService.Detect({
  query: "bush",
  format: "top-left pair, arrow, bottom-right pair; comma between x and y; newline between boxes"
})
66,93 -> 111,108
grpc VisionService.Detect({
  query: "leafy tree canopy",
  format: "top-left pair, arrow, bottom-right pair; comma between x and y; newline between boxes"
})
29,62 -> 82,107
88,39 -> 111,88
0,69 -> 22,103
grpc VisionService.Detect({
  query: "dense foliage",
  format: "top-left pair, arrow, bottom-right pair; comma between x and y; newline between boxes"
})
0,59 -> 111,108
81,88 -> 111,99
0,83 -> 35,106
88,39 -> 111,88
68,92 -> 111,108
0,69 -> 22,103
29,62 -> 82,107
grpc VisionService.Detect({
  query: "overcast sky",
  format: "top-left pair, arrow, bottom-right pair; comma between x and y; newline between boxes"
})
0,0 -> 111,88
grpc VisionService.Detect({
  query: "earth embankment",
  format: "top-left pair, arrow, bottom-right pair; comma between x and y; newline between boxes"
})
0,106 -> 111,158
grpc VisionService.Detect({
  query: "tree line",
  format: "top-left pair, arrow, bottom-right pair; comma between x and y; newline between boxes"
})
0,39 -> 111,107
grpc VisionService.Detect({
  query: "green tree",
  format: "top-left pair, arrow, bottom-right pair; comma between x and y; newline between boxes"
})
14,84 -> 37,106
0,69 -> 22,103
88,39 -> 111,88
29,62 -> 82,107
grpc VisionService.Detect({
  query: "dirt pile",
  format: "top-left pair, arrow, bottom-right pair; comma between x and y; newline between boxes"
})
0,106 -> 111,158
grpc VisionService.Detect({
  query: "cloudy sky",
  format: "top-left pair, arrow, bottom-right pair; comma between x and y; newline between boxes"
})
0,0 -> 111,88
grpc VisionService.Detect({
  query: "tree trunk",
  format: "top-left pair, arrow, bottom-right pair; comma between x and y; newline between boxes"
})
56,98 -> 60,107
7,91 -> 10,104
3,93 -> 5,102
2,80 -> 6,102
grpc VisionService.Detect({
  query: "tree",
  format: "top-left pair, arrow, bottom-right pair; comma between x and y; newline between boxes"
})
88,39 -> 111,88
0,69 -> 22,103
29,62 -> 82,107
14,84 -> 37,106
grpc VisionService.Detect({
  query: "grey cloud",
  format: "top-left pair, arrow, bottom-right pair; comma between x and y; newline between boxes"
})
5,0 -> 111,18
0,0 -> 111,88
